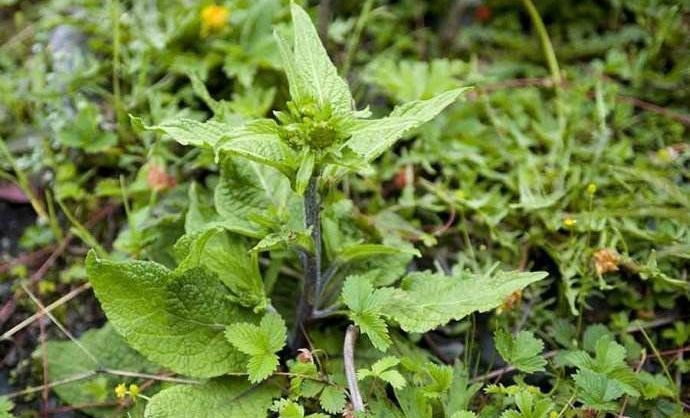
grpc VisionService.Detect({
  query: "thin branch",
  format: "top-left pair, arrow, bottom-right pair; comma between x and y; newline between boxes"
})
471,350 -> 558,383
3,371 -> 98,399
344,325 -> 364,412
2,282 -> 91,340
19,282 -> 99,364
99,369 -> 201,385
2,369 -> 200,399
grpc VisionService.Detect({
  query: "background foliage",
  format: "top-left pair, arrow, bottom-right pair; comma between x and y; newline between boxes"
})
0,0 -> 688,417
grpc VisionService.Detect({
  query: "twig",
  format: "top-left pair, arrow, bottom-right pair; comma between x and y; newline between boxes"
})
0,245 -> 55,274
0,299 -> 16,328
626,316 -> 678,333
3,371 -> 98,399
45,400 -> 118,414
99,369 -> 201,385
471,350 -> 558,383
617,95 -> 690,127
46,400 -> 118,414
638,326 -> 679,401
19,282 -> 99,363
2,282 -> 91,340
29,233 -> 73,285
39,316 -> 49,418
2,369 -> 200,399
344,325 -> 364,412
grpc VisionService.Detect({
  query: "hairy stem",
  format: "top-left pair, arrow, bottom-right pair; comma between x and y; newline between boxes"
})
290,175 -> 321,351
344,325 -> 364,412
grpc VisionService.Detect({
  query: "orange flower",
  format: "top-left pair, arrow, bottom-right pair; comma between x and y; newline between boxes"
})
147,164 -> 176,192
593,248 -> 620,276
498,289 -> 523,314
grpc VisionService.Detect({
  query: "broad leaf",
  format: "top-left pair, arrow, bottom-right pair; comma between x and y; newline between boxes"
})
86,251 -> 255,378
174,228 -> 267,311
144,378 -> 278,418
214,157 -> 302,237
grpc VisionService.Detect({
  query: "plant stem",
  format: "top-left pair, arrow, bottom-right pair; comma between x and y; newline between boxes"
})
344,325 -> 364,412
290,175 -> 321,352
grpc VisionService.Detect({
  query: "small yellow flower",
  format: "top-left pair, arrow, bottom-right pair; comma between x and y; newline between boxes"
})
128,384 -> 140,400
114,383 -> 127,399
201,4 -> 230,36
586,183 -> 597,195
563,217 -> 577,228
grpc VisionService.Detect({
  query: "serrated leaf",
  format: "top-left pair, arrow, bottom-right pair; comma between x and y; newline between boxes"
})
319,385 -> 346,414
215,157 -> 302,237
387,270 -> 548,333
214,119 -> 297,177
343,88 -> 469,162
342,275 -> 396,351
225,312 -> 287,383
421,363 -> 453,398
144,378 -> 278,418
396,387 -> 432,418
358,356 -> 407,390
142,118 -> 228,148
336,243 -> 420,263
494,329 -> 547,373
175,228 -> 267,310
276,4 -> 353,114
371,356 -> 401,374
380,370 -> 407,390
573,368 -> 625,411
0,397 -> 13,418
86,251 -> 254,378
44,324 -> 159,418
592,336 -> 627,373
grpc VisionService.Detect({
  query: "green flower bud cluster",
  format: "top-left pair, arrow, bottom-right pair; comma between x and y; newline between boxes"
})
275,99 -> 348,151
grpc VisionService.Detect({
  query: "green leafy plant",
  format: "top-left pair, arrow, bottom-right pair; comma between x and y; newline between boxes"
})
82,4 -> 547,416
